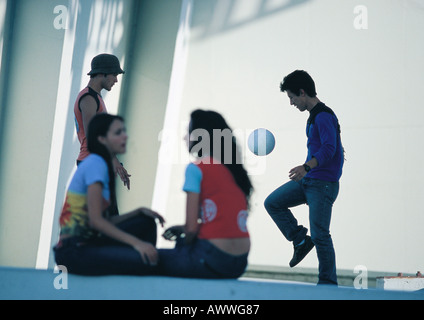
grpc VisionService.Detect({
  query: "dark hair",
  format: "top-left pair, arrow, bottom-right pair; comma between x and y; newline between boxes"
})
87,113 -> 124,216
280,70 -> 317,97
189,109 -> 253,202
89,73 -> 116,79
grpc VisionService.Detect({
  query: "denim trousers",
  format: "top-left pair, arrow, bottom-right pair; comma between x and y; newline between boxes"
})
54,215 -> 158,276
264,178 -> 339,285
156,238 -> 249,279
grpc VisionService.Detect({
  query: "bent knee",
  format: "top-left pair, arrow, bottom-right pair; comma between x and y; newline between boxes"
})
264,196 -> 282,216
263,196 -> 273,212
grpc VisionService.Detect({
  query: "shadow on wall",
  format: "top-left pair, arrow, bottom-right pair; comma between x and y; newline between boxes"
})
191,0 -> 311,41
0,0 -> 14,156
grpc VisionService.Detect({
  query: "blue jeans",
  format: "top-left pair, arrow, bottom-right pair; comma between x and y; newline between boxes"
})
54,215 -> 158,276
264,178 -> 339,285
156,238 -> 248,279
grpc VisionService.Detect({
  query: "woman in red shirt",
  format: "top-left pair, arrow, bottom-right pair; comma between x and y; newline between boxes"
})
157,110 -> 253,278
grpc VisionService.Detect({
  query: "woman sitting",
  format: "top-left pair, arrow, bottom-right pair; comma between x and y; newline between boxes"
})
54,113 -> 165,275
157,109 -> 253,279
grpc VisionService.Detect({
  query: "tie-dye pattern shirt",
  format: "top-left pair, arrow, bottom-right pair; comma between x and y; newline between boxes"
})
59,154 -> 110,240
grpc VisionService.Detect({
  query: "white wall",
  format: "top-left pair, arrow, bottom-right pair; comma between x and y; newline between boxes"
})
156,0 -> 424,274
115,0 -> 183,215
0,0 -> 66,267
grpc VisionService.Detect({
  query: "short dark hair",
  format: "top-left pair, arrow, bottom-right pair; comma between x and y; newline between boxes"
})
280,70 -> 317,97
89,73 -> 114,79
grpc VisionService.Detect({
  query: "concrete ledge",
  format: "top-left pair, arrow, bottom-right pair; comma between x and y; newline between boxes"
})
244,264 -> 406,288
0,267 -> 423,300
377,276 -> 424,292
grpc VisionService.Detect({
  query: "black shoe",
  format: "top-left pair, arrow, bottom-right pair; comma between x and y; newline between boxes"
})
289,236 -> 314,268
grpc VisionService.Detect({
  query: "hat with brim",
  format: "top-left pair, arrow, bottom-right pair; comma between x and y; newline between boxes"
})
87,54 -> 125,76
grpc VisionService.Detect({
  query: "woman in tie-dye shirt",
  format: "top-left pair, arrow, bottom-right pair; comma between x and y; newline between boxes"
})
54,114 -> 165,275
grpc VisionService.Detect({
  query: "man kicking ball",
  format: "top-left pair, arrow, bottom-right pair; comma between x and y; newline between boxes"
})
264,70 -> 344,285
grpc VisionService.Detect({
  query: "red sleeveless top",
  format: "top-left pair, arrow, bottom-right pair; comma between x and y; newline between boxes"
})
192,158 -> 249,239
74,87 -> 107,161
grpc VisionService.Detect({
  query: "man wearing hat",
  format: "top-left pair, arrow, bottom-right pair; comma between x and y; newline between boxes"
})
74,53 -> 131,189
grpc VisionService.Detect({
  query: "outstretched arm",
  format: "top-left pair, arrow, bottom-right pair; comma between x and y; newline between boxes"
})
162,192 -> 201,244
87,182 -> 158,265
109,207 -> 165,227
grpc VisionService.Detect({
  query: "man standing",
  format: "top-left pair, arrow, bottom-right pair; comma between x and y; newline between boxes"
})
74,53 -> 131,189
264,70 -> 344,285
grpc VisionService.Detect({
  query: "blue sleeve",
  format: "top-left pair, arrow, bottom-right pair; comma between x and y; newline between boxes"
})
183,163 -> 202,193
313,113 -> 337,166
84,155 -> 109,188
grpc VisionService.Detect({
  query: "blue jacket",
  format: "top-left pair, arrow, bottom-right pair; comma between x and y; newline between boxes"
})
305,103 -> 344,182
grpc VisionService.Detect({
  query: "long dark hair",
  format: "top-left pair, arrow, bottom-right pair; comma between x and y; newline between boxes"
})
189,109 -> 253,203
87,113 -> 124,217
